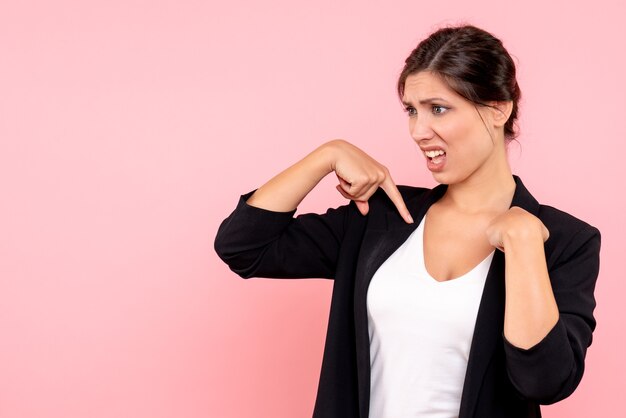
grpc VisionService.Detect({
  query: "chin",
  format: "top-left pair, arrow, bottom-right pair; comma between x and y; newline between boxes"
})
430,167 -> 475,186
430,171 -> 456,185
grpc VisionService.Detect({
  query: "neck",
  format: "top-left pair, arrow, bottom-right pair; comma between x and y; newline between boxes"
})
442,154 -> 516,215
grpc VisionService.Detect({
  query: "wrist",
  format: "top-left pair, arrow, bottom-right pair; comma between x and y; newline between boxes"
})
501,223 -> 545,251
305,142 -> 337,178
313,140 -> 343,173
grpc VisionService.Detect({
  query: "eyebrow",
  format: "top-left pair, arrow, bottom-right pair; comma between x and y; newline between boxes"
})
401,97 -> 449,106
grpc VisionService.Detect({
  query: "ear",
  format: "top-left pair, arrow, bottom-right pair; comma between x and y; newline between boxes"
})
489,101 -> 513,128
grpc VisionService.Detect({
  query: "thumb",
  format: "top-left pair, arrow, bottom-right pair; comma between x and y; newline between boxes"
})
355,200 -> 369,216
542,224 -> 550,242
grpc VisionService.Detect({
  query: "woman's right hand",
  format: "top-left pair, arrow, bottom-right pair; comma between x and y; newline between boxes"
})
324,139 -> 414,224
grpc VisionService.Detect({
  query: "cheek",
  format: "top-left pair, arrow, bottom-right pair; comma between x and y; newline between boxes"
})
433,114 -> 480,149
435,115 -> 493,162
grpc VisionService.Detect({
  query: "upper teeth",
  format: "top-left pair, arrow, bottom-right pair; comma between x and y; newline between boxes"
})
424,150 -> 445,158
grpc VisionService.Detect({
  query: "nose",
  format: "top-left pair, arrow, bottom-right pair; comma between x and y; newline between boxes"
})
409,114 -> 435,142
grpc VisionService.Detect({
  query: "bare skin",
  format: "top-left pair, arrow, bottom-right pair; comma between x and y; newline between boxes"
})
245,139 -> 414,223
246,70 -> 558,350
404,71 -> 556,349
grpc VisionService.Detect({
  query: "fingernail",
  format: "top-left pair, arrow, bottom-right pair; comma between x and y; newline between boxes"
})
407,214 -> 414,223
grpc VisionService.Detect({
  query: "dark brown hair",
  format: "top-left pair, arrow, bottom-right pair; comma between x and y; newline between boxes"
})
397,25 -> 521,141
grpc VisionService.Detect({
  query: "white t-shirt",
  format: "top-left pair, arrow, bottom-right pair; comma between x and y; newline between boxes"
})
366,215 -> 494,418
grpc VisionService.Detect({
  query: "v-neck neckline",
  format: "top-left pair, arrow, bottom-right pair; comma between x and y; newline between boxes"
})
419,213 -> 495,284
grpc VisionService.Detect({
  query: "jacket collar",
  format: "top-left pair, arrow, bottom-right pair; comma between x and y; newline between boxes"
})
388,174 -> 540,230
354,175 -> 540,418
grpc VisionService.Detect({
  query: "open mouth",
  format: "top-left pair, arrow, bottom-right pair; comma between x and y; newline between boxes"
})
424,149 -> 446,163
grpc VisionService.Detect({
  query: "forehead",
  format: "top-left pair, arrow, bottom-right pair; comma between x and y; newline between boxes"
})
402,71 -> 459,102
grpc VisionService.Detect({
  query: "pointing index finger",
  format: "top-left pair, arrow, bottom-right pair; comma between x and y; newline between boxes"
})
380,175 -> 414,224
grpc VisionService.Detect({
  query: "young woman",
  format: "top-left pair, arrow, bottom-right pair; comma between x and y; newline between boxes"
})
214,25 -> 601,418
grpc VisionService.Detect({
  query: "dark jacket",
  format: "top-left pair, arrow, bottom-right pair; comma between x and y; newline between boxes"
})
214,175 -> 601,418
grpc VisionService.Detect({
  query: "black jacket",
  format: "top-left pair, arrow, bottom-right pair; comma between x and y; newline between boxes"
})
214,175 -> 601,418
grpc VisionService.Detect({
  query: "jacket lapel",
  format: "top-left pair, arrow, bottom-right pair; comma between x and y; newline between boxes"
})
353,175 -> 540,418
353,183 -> 446,418
458,175 -> 540,418
456,247 -> 505,418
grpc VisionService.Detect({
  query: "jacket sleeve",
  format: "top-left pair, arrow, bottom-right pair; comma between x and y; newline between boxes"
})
213,188 -> 358,280
502,225 -> 601,404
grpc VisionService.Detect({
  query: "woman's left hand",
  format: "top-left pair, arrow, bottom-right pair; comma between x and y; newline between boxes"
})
486,206 -> 550,252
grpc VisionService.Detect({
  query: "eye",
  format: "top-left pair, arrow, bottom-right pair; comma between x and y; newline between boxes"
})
432,105 -> 449,115
404,106 -> 417,117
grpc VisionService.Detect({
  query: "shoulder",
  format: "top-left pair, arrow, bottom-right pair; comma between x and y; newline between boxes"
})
536,204 -> 601,262
538,204 -> 600,238
513,174 -> 600,256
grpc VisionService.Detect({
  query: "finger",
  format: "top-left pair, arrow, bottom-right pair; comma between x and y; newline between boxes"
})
379,174 -> 413,224
542,224 -> 550,242
356,182 -> 381,203
336,174 -> 352,194
336,183 -> 355,200
337,174 -> 370,199
485,230 -> 498,248
335,185 -> 369,215
349,183 -> 380,216
351,170 -> 382,196
355,200 -> 369,216
346,182 -> 382,217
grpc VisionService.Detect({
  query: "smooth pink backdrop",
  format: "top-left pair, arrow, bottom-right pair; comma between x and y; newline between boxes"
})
1,1 -> 624,417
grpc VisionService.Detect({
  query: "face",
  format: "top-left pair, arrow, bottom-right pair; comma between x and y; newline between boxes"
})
402,71 -> 507,186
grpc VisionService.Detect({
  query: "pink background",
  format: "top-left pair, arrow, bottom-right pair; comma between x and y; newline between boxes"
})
1,1 -> 624,417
